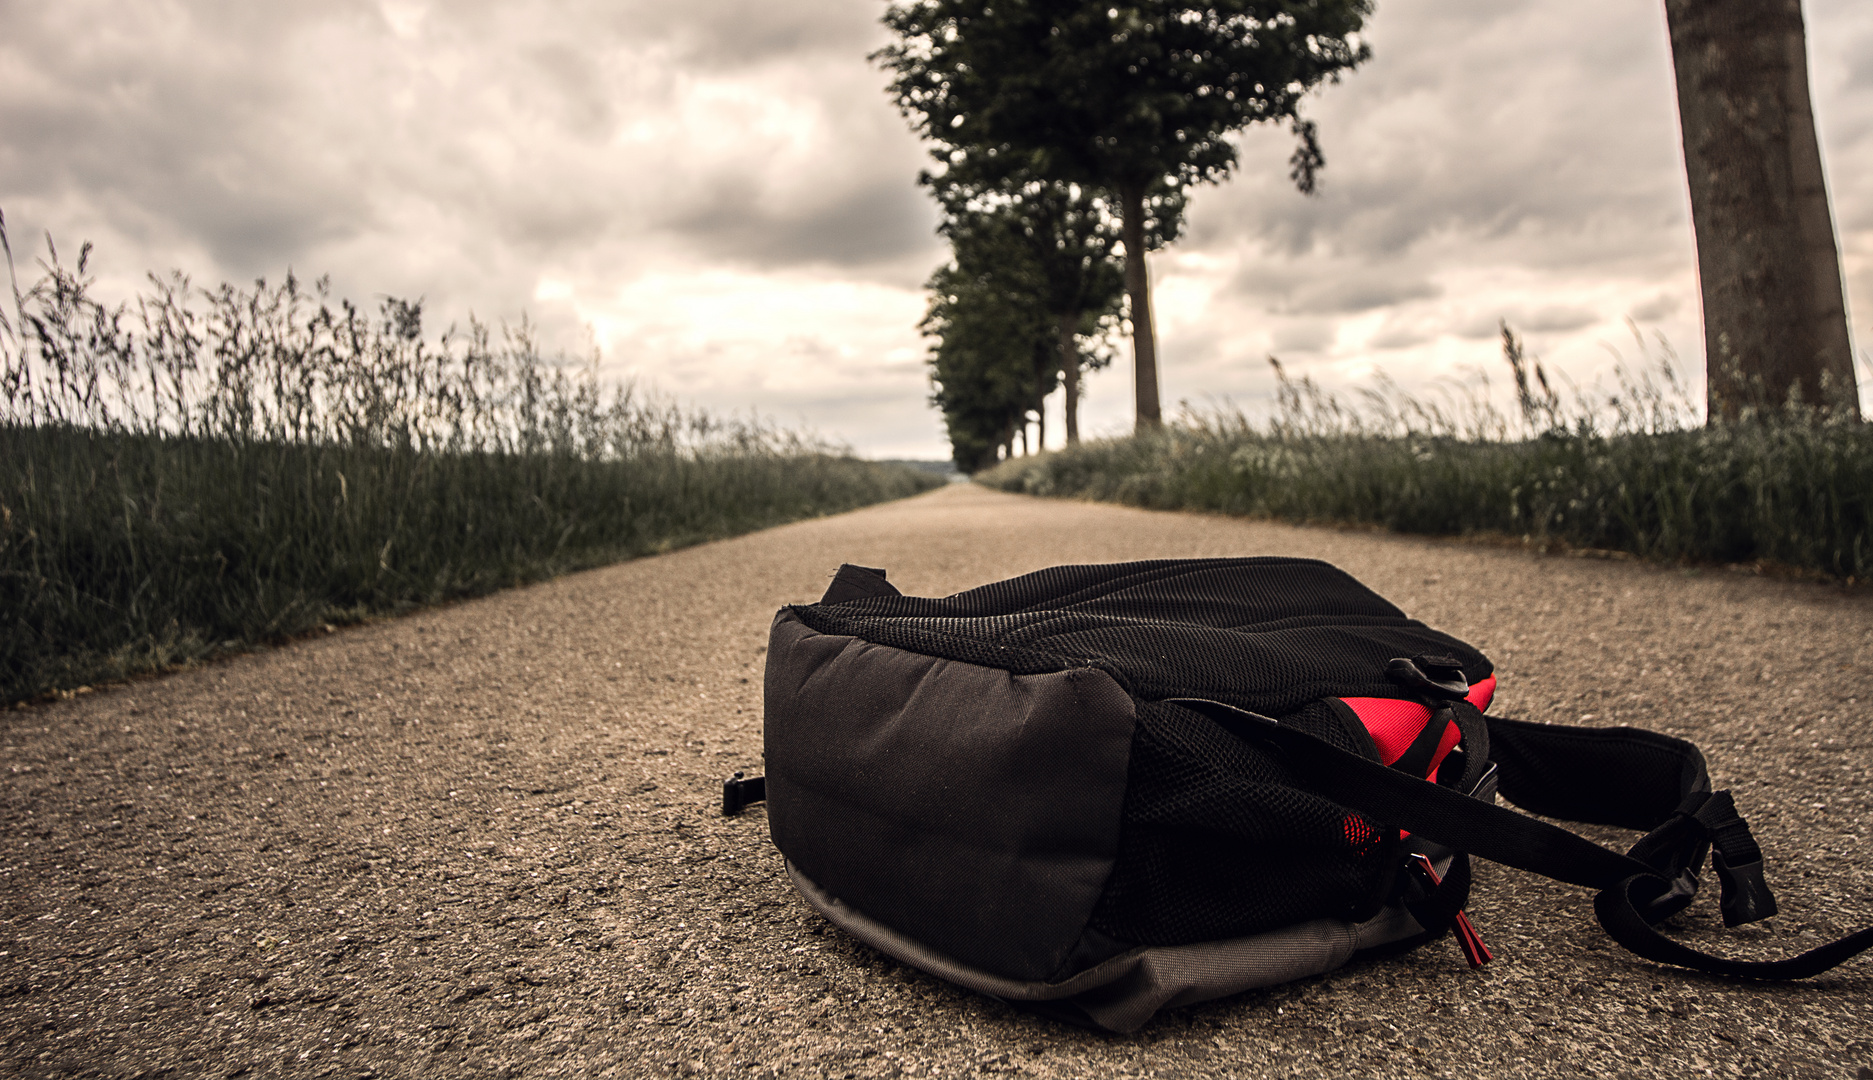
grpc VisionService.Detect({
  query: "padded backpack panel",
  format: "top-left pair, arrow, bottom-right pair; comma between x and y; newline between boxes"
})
764,610 -> 1138,982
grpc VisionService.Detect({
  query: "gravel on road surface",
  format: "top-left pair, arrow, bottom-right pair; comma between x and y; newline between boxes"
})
4,483 -> 1871,1079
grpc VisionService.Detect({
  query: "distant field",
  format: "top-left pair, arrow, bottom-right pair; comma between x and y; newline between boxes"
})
871,458 -> 962,478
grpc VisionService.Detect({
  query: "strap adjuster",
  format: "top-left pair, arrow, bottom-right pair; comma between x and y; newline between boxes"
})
1387,656 -> 1471,700
722,772 -> 766,816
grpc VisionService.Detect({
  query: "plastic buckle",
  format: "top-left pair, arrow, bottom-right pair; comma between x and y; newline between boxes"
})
1386,656 -> 1471,700
1637,867 -> 1701,923
1711,851 -> 1777,927
722,771 -> 766,816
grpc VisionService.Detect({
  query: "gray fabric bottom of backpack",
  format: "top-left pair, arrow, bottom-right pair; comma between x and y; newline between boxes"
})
788,859 -> 1435,1033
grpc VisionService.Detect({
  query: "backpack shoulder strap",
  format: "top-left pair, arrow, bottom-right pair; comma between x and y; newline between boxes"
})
1485,714 -> 1708,829
1170,699 -> 1873,980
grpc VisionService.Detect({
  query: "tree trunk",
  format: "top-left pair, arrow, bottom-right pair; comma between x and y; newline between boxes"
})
1030,343 -> 1051,453
1119,183 -> 1163,430
1057,313 -> 1082,445
1665,0 -> 1859,420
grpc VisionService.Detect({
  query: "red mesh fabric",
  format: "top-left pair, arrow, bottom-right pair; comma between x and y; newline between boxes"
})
1337,697 -> 1462,780
1467,674 -> 1497,712
1427,722 -> 1462,779
1342,813 -> 1381,855
1339,697 -> 1429,765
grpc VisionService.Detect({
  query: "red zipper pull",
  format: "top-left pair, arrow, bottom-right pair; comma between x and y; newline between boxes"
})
1451,910 -> 1493,968
1415,854 -> 1493,967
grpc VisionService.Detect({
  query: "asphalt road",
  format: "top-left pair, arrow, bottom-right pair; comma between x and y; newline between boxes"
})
4,483 -> 1871,1079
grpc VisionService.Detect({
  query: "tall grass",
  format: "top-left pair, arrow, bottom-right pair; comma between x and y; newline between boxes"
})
1,222 -> 940,703
980,326 -> 1873,581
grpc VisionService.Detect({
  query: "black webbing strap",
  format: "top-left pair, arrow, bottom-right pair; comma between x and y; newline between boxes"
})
1595,877 -> 1873,978
1172,699 -> 1661,890
1172,700 -> 1873,980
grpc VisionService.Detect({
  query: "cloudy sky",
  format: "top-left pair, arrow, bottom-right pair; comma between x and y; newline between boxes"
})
4,0 -> 1869,457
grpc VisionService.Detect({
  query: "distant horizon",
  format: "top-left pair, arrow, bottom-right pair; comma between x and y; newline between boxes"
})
5,0 -> 1869,457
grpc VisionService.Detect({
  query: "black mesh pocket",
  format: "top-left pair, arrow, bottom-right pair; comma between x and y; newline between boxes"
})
1089,701 -> 1397,946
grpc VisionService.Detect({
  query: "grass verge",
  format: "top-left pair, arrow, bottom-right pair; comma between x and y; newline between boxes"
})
978,342 -> 1872,582
1,224 -> 939,703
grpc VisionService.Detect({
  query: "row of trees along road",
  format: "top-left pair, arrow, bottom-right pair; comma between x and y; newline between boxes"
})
920,176 -> 1125,471
878,0 -> 1372,467
884,0 -> 1860,469
922,172 -> 1192,470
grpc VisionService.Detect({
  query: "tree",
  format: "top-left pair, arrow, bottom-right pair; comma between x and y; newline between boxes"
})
1663,0 -> 1860,420
922,255 -> 1059,471
930,171 -> 1128,443
877,0 -> 1372,430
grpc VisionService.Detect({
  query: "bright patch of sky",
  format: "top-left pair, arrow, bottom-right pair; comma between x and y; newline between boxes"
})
3,0 -> 1869,457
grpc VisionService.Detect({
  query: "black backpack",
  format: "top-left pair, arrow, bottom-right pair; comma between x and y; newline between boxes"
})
725,558 -> 1872,1032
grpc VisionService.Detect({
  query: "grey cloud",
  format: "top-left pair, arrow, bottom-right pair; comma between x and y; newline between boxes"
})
525,43 -> 617,137
1451,304 -> 1600,342
1227,263 -> 1296,306
1227,260 -> 1440,316
436,0 -> 881,70
1628,293 -> 1682,322
1287,273 -> 1441,316
1192,0 -> 1693,269
1,0 -> 938,300
1367,322 -> 1435,351
1271,318 -> 1336,354
1159,325 -> 1231,372
174,192 -> 370,280
1517,306 -> 1601,334
593,0 -> 885,68
662,177 -> 940,270
0,6 -> 376,276
1450,314 -> 1501,342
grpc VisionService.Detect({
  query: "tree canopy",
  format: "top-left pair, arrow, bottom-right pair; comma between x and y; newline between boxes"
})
922,222 -> 1061,472
929,170 -> 1132,444
877,0 -> 1368,193
878,0 -> 1372,430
